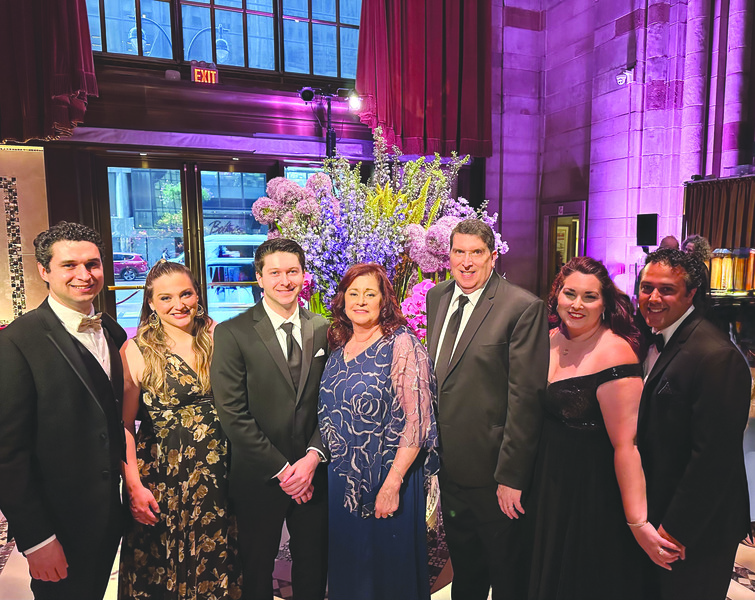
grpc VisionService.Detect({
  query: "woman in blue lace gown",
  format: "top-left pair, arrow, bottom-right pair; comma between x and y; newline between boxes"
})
319,263 -> 439,600
525,257 -> 682,600
118,261 -> 241,600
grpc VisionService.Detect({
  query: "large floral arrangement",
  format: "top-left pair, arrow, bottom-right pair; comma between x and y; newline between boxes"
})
252,128 -> 508,320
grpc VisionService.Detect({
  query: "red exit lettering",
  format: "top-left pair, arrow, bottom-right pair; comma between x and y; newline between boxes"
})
192,66 -> 219,84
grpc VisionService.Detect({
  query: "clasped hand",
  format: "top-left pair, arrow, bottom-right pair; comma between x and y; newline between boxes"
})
632,523 -> 684,570
129,484 -> 160,525
279,452 -> 319,504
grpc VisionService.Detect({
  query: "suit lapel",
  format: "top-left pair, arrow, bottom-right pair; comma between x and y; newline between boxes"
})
439,274 -> 499,388
253,302 -> 296,393
37,299 -> 105,416
428,283 -> 454,362
103,322 -> 124,403
297,308 -> 315,404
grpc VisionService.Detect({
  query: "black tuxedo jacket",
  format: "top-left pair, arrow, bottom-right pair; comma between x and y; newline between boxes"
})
211,301 -> 329,501
0,298 -> 126,553
426,272 -> 549,489
638,310 -> 751,550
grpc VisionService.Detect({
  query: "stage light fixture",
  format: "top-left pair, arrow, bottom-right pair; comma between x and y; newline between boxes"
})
347,90 -> 362,111
299,87 -> 316,102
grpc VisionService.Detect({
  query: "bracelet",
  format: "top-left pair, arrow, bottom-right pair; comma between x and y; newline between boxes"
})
390,464 -> 404,483
627,519 -> 648,528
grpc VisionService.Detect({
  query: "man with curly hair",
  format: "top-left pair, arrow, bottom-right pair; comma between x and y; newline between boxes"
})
638,248 -> 750,600
0,221 -> 127,600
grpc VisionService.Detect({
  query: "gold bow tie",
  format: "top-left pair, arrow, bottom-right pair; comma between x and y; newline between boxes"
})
78,313 -> 103,333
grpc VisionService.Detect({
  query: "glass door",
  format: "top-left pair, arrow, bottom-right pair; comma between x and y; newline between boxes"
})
108,165 -> 185,336
199,169 -> 268,323
100,157 -> 274,334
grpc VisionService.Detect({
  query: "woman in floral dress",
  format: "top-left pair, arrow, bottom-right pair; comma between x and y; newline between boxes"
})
118,260 -> 241,600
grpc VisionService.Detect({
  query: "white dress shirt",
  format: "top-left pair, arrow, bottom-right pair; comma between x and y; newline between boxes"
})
260,298 -> 325,476
434,274 -> 491,364
47,295 -> 112,378
644,304 -> 695,379
24,297 -> 112,556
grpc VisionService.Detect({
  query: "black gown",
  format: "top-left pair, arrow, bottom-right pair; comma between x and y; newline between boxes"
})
526,364 -> 646,600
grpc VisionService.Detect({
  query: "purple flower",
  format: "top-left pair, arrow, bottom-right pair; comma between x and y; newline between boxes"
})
425,216 -> 459,255
252,197 -> 284,225
267,229 -> 281,240
305,172 -> 333,194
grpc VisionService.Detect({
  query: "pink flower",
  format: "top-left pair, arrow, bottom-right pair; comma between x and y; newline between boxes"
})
267,229 -> 281,240
252,197 -> 284,225
305,172 -> 333,194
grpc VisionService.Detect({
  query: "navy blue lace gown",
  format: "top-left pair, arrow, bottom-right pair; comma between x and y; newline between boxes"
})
318,327 -> 439,600
526,364 -> 646,600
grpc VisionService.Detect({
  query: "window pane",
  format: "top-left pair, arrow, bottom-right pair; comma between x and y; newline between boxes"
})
247,0 -> 273,11
283,19 -> 309,73
215,0 -> 242,7
201,170 -> 268,323
313,0 -> 336,22
282,0 -> 308,18
339,0 -> 362,25
340,27 -> 358,79
215,9 -> 244,66
183,4 -> 212,62
247,13 -> 275,70
312,24 -> 337,77
86,0 -> 102,51
108,167 -> 184,335
104,0 -> 137,54
141,0 -> 172,59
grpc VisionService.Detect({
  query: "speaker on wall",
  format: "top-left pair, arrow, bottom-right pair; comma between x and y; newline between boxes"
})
636,213 -> 658,247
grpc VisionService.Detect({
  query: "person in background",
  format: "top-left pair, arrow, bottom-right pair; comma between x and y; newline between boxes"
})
212,238 -> 329,600
638,248 -> 750,600
118,260 -> 241,600
681,234 -> 712,262
0,222 -> 126,600
425,219 -> 549,600
659,236 -> 680,250
525,257 -> 679,600
318,263 -> 439,600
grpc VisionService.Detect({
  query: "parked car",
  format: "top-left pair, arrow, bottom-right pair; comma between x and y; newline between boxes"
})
113,252 -> 149,281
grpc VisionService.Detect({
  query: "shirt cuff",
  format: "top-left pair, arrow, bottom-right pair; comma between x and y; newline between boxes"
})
307,447 -> 327,463
22,535 -> 56,556
272,462 -> 290,480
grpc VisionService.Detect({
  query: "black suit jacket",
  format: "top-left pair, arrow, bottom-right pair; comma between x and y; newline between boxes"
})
0,298 -> 126,552
638,310 -> 751,550
426,272 -> 549,489
211,301 -> 329,501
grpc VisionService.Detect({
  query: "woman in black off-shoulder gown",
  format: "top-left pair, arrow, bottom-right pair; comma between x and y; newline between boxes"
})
525,258 -> 682,600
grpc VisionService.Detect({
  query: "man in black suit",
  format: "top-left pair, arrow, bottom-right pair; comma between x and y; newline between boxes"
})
638,248 -> 751,600
0,222 -> 126,600
426,219 -> 549,600
212,238 -> 329,600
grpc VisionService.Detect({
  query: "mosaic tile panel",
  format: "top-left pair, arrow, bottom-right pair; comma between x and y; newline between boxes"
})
1,177 -> 25,320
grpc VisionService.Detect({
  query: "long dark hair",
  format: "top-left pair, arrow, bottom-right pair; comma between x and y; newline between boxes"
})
548,256 -> 640,355
327,263 -> 407,349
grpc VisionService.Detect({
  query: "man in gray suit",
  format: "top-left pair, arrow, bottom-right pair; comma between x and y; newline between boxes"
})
211,238 -> 329,600
426,219 -> 549,600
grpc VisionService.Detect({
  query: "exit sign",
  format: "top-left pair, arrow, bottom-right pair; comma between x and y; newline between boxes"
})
191,61 -> 219,85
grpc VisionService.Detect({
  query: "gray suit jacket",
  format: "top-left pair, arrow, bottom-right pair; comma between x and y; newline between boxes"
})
211,301 -> 329,500
426,272 -> 549,490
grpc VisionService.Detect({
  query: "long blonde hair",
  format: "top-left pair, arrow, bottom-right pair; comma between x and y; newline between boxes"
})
136,260 -> 213,397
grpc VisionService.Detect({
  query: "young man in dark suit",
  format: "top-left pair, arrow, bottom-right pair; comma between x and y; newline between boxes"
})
638,248 -> 751,600
0,222 -> 126,600
212,238 -> 329,600
426,219 -> 549,600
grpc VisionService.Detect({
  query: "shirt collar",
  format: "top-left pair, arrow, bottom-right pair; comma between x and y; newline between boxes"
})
656,304 -> 695,344
47,295 -> 96,329
451,270 -> 493,309
261,297 -> 301,331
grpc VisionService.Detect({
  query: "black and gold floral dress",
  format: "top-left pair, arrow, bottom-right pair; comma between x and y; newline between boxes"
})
119,350 -> 242,600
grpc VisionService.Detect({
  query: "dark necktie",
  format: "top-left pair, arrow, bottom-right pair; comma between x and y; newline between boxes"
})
437,295 -> 469,373
650,332 -> 664,352
281,322 -> 302,390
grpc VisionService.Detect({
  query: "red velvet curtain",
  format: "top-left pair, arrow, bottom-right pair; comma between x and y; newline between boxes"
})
356,0 -> 492,157
684,178 -> 755,248
0,0 -> 98,143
